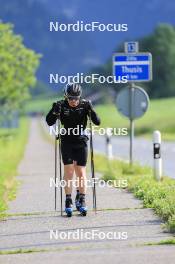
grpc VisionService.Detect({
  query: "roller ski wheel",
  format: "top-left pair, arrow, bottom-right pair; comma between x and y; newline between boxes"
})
79,207 -> 87,216
65,208 -> 73,217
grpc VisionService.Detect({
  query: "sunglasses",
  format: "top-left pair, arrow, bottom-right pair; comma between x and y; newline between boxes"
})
67,96 -> 80,101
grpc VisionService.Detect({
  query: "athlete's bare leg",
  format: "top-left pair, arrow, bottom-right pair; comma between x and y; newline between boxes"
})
64,164 -> 74,194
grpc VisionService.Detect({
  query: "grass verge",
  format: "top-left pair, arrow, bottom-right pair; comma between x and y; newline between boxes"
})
94,153 -> 175,233
0,245 -> 86,255
0,248 -> 48,255
145,239 -> 175,246
0,118 -> 29,215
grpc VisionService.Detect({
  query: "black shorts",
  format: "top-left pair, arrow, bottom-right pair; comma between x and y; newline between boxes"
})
61,141 -> 88,166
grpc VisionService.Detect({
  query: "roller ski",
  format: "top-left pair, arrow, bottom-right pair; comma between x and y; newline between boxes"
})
79,194 -> 87,216
65,196 -> 73,217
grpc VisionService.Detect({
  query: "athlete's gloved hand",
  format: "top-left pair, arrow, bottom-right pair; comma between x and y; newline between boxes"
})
52,102 -> 62,115
86,100 -> 93,112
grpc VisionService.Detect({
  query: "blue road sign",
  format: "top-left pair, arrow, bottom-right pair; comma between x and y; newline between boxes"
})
113,53 -> 152,82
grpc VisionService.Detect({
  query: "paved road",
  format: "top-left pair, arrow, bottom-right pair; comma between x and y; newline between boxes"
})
93,135 -> 175,179
0,118 -> 174,264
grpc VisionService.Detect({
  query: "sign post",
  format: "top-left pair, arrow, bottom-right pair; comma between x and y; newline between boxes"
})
129,83 -> 135,165
114,42 -> 152,165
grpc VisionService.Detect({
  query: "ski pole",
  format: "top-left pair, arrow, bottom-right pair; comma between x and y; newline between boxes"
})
89,110 -> 97,213
54,118 -> 60,211
57,117 -> 63,216
54,125 -> 57,211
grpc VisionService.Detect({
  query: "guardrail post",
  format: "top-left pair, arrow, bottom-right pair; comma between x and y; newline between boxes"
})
153,130 -> 162,181
106,128 -> 113,160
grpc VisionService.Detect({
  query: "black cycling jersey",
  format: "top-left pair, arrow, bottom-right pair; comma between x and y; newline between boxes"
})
46,99 -> 101,144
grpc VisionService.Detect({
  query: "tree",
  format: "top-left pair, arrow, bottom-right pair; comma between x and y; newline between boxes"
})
140,24 -> 175,98
0,22 -> 40,110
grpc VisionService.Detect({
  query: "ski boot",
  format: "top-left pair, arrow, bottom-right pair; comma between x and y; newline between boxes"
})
65,195 -> 73,217
75,190 -> 80,211
79,194 -> 87,216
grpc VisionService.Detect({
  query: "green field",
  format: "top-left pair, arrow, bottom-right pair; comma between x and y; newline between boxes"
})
95,97 -> 175,140
25,96 -> 175,140
24,96 -> 60,114
0,118 -> 29,214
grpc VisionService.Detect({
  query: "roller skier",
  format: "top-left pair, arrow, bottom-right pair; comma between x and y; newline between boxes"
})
46,83 -> 101,217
